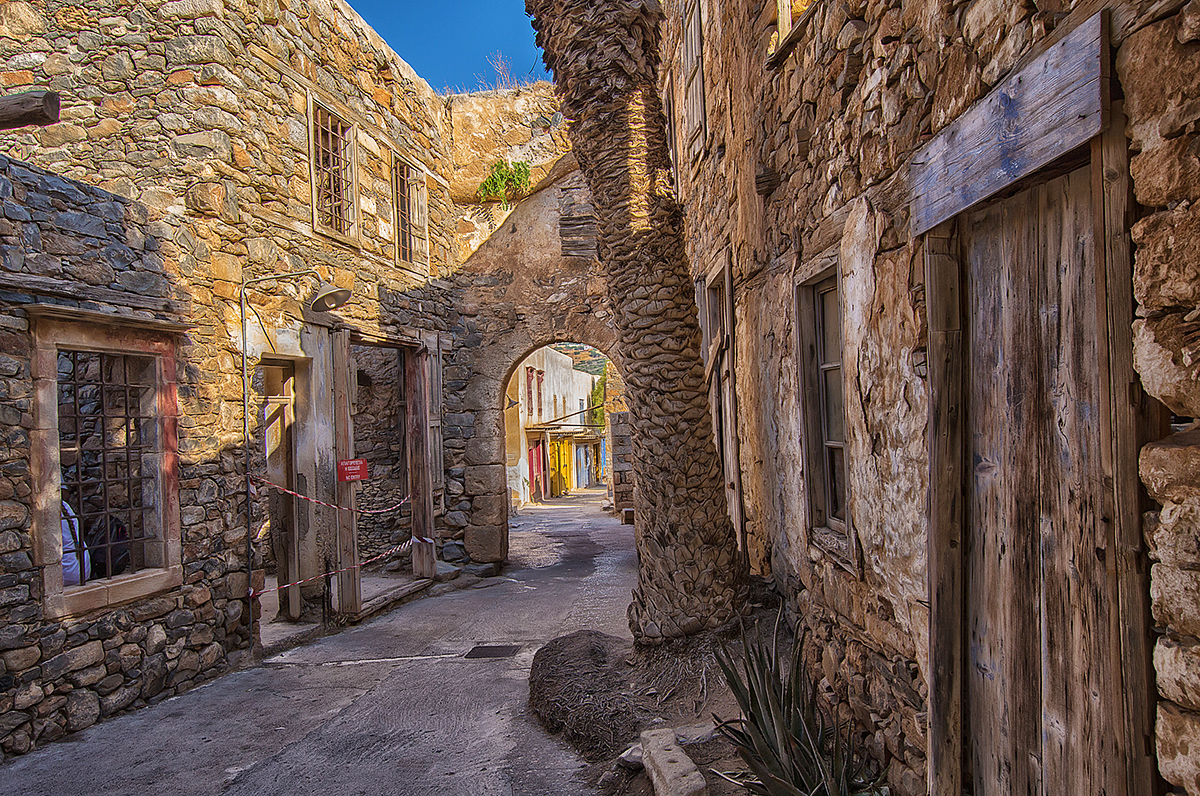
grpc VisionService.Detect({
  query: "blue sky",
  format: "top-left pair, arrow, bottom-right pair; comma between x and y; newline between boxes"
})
349,0 -> 551,93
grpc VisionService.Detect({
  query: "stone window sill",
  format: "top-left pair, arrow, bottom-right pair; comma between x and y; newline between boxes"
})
47,566 -> 183,620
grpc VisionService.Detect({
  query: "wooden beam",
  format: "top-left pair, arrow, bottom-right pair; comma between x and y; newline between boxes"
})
910,13 -> 1106,237
0,90 -> 60,130
332,329 -> 361,615
0,271 -> 186,315
924,221 -> 965,796
406,344 -> 436,579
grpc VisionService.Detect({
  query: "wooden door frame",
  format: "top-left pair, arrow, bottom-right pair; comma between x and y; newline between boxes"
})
262,359 -> 301,620
924,105 -> 1155,795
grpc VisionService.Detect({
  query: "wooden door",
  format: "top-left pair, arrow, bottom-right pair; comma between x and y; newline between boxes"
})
263,363 -> 300,620
963,165 -> 1123,796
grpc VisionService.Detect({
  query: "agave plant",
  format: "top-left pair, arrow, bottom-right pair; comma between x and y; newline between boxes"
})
713,614 -> 883,796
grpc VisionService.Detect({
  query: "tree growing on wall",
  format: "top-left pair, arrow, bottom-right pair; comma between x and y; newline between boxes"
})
527,0 -> 746,642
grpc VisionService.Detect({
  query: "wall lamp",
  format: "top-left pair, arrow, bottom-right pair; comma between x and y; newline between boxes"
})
239,270 -> 352,645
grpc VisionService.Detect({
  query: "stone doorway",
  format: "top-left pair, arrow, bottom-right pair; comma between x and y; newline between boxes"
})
442,168 -> 620,563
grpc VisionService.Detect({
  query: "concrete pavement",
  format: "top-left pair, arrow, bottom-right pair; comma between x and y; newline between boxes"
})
1,487 -> 635,796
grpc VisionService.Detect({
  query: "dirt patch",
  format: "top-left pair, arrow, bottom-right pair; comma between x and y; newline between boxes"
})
530,583 -> 784,792
528,629 -> 645,760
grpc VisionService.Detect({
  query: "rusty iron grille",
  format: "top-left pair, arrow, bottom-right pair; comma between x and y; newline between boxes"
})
313,103 -> 355,236
395,159 -> 414,262
58,350 -> 159,586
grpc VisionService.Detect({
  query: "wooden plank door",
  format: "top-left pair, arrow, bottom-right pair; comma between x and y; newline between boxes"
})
963,165 -> 1124,796
263,363 -> 300,620
332,330 -> 360,615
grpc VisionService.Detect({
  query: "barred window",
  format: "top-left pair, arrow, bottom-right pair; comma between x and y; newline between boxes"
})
394,158 -> 429,271
58,350 -> 163,587
312,102 -> 356,237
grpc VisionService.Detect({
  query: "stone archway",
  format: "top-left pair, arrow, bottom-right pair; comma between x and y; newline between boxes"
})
444,164 -> 619,562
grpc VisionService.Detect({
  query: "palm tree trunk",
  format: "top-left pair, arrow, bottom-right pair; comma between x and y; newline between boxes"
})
528,0 -> 747,642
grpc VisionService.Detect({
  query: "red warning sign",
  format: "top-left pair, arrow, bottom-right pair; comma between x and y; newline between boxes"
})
337,459 -> 369,482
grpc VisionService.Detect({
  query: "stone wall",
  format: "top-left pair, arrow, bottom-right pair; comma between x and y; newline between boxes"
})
0,155 -> 240,756
444,167 -> 616,562
446,83 -> 573,263
0,0 -> 464,757
660,0 -> 1200,791
1122,6 -> 1200,792
350,344 -> 410,559
608,410 -> 634,513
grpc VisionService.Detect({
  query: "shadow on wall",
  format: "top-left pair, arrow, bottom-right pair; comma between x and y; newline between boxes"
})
0,154 -> 261,757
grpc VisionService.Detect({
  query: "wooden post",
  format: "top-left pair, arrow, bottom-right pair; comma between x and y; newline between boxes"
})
332,330 -> 361,614
406,344 -> 436,579
925,221 -> 964,796
0,90 -> 60,130
1095,100 -> 1158,796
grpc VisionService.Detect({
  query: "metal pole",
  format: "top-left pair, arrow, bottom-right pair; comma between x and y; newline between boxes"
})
240,269 -> 319,649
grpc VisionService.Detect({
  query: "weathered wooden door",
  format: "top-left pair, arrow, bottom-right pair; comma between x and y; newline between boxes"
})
263,362 -> 300,620
963,165 -> 1123,795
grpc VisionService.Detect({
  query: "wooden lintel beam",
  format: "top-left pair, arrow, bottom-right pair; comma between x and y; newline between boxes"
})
0,90 -> 61,131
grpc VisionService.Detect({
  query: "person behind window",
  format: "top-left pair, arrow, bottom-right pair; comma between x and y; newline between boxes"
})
61,499 -> 89,587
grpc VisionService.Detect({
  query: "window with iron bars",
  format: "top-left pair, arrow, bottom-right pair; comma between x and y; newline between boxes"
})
57,350 -> 163,587
312,102 -> 356,237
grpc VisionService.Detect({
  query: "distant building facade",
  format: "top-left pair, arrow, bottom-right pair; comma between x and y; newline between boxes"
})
504,345 -> 599,507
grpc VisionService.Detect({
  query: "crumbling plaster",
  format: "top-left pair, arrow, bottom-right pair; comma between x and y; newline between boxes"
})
660,0 -> 1200,791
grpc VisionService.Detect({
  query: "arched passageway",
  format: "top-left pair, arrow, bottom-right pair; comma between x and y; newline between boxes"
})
443,165 -> 620,562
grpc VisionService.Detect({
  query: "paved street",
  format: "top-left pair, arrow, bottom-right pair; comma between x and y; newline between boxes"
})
2,488 -> 636,796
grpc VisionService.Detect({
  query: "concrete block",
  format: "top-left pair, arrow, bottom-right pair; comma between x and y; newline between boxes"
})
640,728 -> 707,796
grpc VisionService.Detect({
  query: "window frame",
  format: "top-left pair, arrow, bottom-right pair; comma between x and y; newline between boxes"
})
796,264 -> 857,573
682,0 -> 707,162
661,71 -> 680,191
767,0 -> 820,67
309,96 -> 359,244
31,314 -> 183,619
393,155 -> 430,275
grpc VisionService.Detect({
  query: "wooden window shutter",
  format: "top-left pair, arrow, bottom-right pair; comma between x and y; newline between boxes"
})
412,169 -> 430,274
422,331 -> 444,513
683,0 -> 706,158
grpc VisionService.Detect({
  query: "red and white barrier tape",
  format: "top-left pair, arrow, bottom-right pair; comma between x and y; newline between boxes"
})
248,535 -> 437,599
248,474 -> 410,515
247,476 -> 434,599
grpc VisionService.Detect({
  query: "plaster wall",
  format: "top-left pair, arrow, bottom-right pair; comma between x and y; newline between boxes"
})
660,0 -> 1200,791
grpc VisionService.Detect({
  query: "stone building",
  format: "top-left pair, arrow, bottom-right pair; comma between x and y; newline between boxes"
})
0,0 -> 592,758
656,0 -> 1200,792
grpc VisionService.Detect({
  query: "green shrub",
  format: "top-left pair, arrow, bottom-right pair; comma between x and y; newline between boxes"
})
476,160 -> 531,209
713,615 -> 884,796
